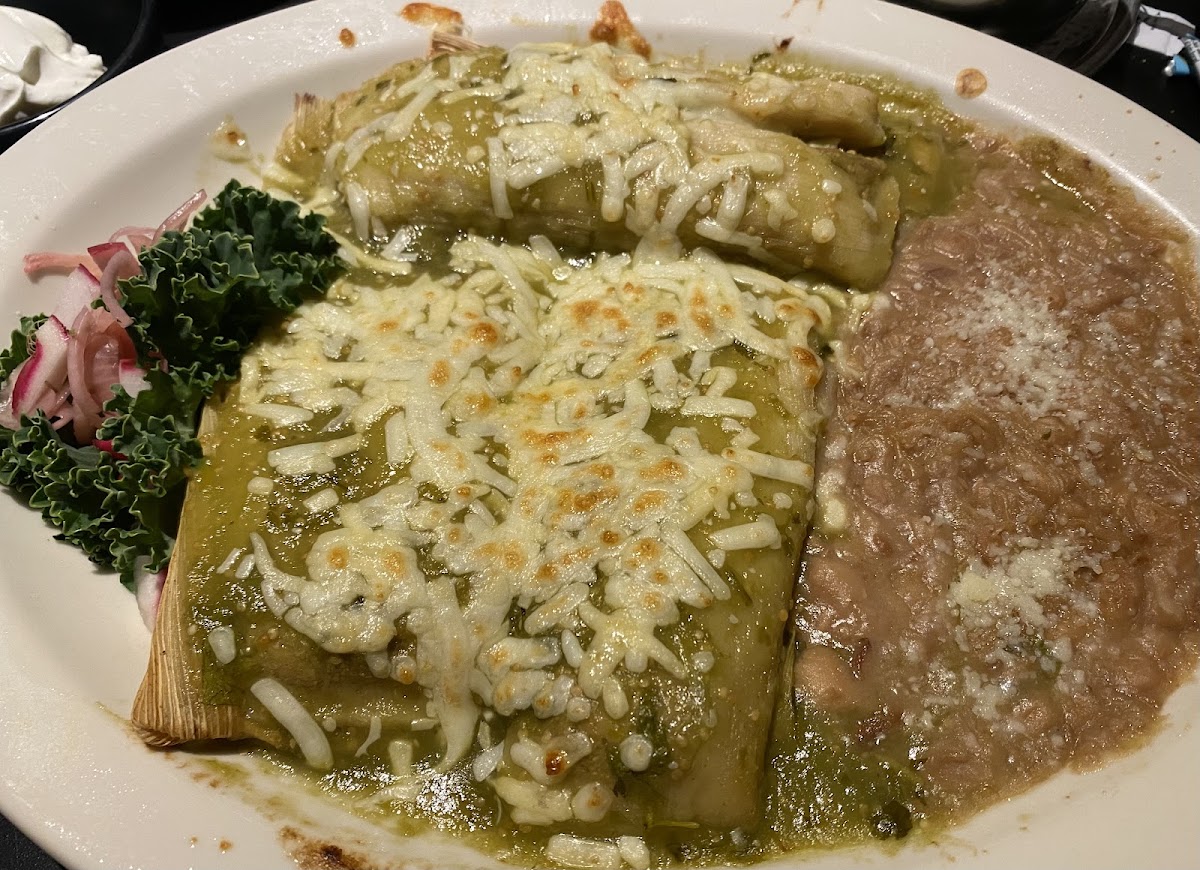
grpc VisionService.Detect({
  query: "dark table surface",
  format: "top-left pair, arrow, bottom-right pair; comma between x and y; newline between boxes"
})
2,1 -> 1198,868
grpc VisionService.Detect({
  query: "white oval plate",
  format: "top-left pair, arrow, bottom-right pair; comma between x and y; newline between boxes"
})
0,1 -> 1197,868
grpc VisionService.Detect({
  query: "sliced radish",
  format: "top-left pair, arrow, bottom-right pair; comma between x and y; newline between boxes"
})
117,359 -> 150,398
51,266 -> 102,326
93,438 -> 128,460
86,241 -> 133,271
11,316 -> 71,419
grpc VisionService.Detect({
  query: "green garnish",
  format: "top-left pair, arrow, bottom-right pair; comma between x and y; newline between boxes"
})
121,182 -> 342,389
0,181 -> 342,586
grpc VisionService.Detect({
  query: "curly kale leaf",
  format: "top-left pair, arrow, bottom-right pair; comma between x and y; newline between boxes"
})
118,180 -> 341,386
0,368 -> 204,586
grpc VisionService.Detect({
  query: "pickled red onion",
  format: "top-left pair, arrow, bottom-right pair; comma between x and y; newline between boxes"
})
3,189 -> 207,442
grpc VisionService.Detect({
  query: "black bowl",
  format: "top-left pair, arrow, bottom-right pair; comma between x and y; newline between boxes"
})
0,0 -> 159,152
894,0 -> 1088,44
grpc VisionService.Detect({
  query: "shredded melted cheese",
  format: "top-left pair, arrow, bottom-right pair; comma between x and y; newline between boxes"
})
941,538 -> 1101,724
234,235 -> 827,821
328,42 -> 867,272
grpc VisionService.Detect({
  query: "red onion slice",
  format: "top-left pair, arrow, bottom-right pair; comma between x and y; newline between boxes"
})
66,310 -> 107,442
69,404 -> 101,444
9,188 -> 208,441
40,382 -> 72,419
49,406 -> 74,430
23,252 -> 100,278
90,342 -> 122,393
66,309 -> 99,411
155,190 -> 208,240
108,226 -> 156,250
62,306 -> 145,442
96,251 -> 137,327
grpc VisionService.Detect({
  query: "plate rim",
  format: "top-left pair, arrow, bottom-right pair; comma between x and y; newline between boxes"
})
0,1 -> 1197,869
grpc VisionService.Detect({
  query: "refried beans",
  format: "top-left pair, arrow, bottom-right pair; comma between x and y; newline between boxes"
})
794,131 -> 1200,817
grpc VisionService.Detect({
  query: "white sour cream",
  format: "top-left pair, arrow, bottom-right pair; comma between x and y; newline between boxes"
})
0,7 -> 105,125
